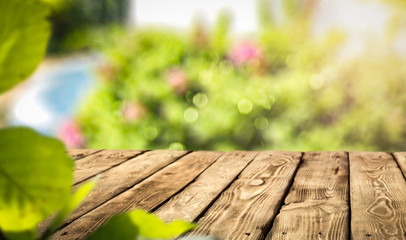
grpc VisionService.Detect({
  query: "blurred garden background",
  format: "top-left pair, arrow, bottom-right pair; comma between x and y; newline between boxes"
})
1,0 -> 406,151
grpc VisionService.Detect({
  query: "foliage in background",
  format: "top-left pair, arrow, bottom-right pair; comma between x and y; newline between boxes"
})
76,0 -> 338,150
0,0 -> 196,239
76,0 -> 406,151
45,0 -> 127,52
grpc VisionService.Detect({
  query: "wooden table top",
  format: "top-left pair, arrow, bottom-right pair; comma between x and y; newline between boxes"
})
50,149 -> 406,240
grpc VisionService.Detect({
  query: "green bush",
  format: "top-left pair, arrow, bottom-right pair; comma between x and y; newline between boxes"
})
46,0 -> 127,52
77,0 -> 406,151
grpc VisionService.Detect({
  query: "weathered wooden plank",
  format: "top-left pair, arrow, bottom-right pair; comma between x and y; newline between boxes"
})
350,152 -> 406,239
67,149 -> 102,160
63,150 -> 188,227
155,151 -> 258,222
266,151 -> 349,240
73,149 -> 143,184
52,151 -> 223,240
38,150 -> 188,235
393,152 -> 406,178
190,151 -> 302,240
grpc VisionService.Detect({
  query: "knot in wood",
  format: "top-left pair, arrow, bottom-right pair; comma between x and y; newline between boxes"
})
250,179 -> 264,186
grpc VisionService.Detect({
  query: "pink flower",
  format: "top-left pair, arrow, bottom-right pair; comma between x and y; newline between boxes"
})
166,68 -> 189,95
122,101 -> 147,122
98,62 -> 118,81
229,41 -> 265,67
58,120 -> 85,148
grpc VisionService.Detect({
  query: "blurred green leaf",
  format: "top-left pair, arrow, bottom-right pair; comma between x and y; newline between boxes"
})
130,209 -> 197,239
87,209 -> 197,240
0,0 -> 50,94
40,0 -> 66,10
0,127 -> 73,232
42,179 -> 97,239
86,213 -> 139,240
3,228 -> 37,240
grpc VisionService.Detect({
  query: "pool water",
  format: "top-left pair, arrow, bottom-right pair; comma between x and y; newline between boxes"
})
8,55 -> 99,136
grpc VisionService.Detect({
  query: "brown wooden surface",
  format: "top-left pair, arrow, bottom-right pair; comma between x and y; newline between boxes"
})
67,150 -> 188,225
266,151 -> 349,240
48,150 -> 406,240
191,151 -> 301,239
350,152 -> 406,239
393,152 -> 406,178
67,149 -> 102,160
53,151 -> 222,240
156,151 -> 258,222
73,149 -> 143,184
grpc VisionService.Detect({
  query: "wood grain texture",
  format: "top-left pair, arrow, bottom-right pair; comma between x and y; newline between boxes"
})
393,152 -> 406,178
155,151 -> 258,222
191,151 -> 302,240
73,149 -> 143,184
65,150 -> 188,226
38,150 -> 188,235
52,151 -> 223,240
266,151 -> 349,240
67,149 -> 102,160
350,152 -> 406,239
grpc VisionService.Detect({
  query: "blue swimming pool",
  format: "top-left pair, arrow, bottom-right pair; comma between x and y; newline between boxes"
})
8,55 -> 99,135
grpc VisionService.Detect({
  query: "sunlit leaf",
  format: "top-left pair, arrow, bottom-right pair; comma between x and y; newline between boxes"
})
42,179 -> 97,239
3,228 -> 37,240
129,209 -> 197,239
0,0 -> 51,94
86,213 -> 139,240
40,0 -> 67,10
0,127 -> 73,232
87,209 -> 197,240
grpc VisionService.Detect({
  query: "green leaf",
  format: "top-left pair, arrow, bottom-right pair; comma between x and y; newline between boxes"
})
86,213 -> 139,240
128,209 -> 197,239
0,127 -> 73,232
42,179 -> 97,239
87,209 -> 197,240
3,227 -> 38,240
39,0 -> 67,10
0,0 -> 51,94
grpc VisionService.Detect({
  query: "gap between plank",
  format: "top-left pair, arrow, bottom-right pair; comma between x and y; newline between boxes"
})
390,152 -> 406,239
181,151 -> 261,226
57,151 -> 192,231
391,152 -> 406,183
73,150 -> 149,186
150,152 -> 227,213
346,151 -> 351,240
262,151 -> 304,239
71,149 -> 104,161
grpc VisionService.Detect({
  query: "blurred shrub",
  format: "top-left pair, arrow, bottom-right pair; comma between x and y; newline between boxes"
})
46,0 -> 127,52
76,0 -> 406,151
